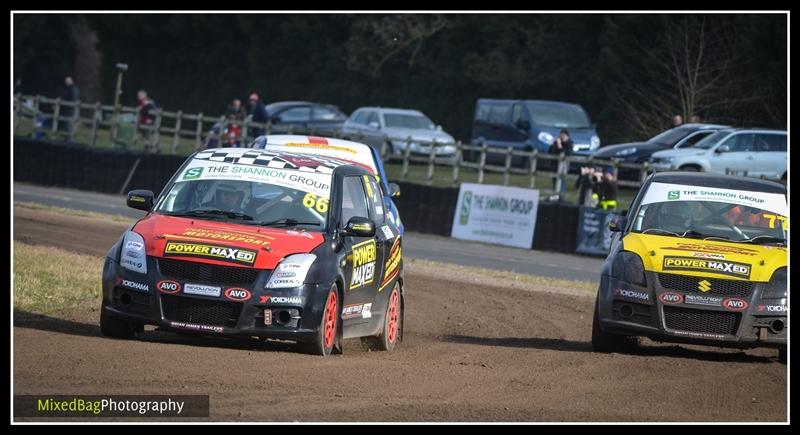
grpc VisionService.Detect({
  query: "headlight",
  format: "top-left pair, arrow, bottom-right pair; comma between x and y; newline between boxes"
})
651,156 -> 674,164
538,132 -> 554,144
615,147 -> 637,157
590,135 -> 601,149
120,231 -> 147,274
611,251 -> 646,286
265,254 -> 317,289
763,267 -> 787,299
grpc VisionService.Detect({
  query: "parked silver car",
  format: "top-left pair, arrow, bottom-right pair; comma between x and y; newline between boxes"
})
340,107 -> 457,158
649,128 -> 787,182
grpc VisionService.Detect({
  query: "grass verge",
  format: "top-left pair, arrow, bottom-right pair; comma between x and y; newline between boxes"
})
13,242 -> 103,315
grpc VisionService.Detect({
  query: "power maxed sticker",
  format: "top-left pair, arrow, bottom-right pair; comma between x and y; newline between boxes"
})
350,239 -> 377,290
662,256 -> 751,279
163,241 -> 257,266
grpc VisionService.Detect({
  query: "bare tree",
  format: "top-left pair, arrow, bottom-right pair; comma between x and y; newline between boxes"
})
617,15 -> 761,138
345,14 -> 449,78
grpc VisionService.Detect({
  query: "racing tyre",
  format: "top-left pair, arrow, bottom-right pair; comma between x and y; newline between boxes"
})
591,296 -> 636,353
362,285 -> 403,352
779,347 -> 787,364
100,307 -> 143,339
306,285 -> 341,357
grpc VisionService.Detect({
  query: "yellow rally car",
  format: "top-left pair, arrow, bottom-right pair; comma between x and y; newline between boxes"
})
592,172 -> 788,362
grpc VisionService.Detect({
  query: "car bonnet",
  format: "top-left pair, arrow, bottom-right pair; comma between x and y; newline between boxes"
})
133,214 -> 325,270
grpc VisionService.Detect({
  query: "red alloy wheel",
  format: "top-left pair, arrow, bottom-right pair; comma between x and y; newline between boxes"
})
323,291 -> 337,350
387,287 -> 400,343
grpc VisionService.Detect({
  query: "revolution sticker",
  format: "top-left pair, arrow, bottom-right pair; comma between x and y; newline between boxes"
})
163,241 -> 257,266
662,256 -> 751,279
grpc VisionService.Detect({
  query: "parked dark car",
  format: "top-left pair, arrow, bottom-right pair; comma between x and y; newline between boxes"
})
261,101 -> 348,137
593,123 -> 731,181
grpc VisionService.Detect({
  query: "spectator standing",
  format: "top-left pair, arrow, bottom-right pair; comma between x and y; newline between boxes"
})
59,76 -> 80,134
548,129 -> 574,194
597,168 -> 619,210
137,90 -> 159,152
575,166 -> 601,207
671,114 -> 683,128
226,98 -> 246,121
247,92 -> 269,138
690,115 -> 701,123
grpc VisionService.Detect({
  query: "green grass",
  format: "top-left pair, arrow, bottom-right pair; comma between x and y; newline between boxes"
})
13,242 -> 103,315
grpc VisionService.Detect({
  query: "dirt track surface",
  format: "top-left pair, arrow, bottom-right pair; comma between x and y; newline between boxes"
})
13,206 -> 787,422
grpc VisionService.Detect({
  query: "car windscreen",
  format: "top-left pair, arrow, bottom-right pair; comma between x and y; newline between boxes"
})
383,113 -> 435,130
525,102 -> 591,129
694,130 -> 732,149
648,127 -> 694,146
631,182 -> 787,244
156,161 -> 332,230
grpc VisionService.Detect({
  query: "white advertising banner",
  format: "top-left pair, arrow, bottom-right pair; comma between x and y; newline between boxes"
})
451,183 -> 540,249
642,182 -> 787,216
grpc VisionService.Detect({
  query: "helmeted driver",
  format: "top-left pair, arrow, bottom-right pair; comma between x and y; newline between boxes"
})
215,182 -> 247,212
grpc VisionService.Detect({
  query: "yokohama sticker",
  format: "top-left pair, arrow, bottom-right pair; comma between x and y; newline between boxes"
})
613,288 -> 650,302
156,280 -> 181,294
722,298 -> 749,312
224,288 -> 252,302
658,292 -> 683,305
756,305 -> 787,313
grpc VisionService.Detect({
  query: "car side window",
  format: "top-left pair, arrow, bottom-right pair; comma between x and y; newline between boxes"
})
277,106 -> 311,123
366,111 -> 380,127
679,131 -> 713,148
722,133 -> 756,152
312,106 -> 341,121
511,104 -> 525,126
352,110 -> 368,124
341,176 -> 370,225
488,105 -> 510,125
362,175 -> 386,223
756,134 -> 787,152
476,104 -> 491,122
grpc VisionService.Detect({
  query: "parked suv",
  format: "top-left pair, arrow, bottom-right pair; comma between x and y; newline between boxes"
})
470,99 -> 601,165
340,107 -> 457,158
649,128 -> 787,182
593,123 -> 730,181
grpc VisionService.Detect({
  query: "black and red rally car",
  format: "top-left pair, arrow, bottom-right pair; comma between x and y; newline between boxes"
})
101,148 -> 404,356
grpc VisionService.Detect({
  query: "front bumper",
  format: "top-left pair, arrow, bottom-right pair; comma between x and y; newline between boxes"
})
102,257 -> 330,343
597,273 -> 787,349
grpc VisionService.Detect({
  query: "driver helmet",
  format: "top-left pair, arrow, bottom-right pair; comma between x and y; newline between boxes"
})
216,182 -> 249,211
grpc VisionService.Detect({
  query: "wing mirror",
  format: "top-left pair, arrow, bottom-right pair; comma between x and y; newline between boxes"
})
127,190 -> 154,211
343,216 -> 376,237
609,215 -> 627,232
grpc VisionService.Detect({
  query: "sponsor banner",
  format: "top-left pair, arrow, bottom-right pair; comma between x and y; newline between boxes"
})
342,303 -> 373,319
350,239 -> 377,290
163,241 -> 257,266
641,182 -> 787,216
379,238 -> 402,291
613,288 -> 650,302
662,256 -> 751,279
451,183 -> 539,249
575,206 -> 616,256
183,284 -> 221,297
684,294 -> 724,307
178,160 -> 332,198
